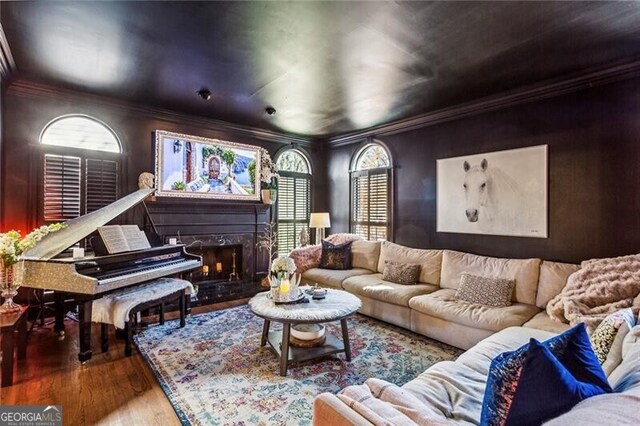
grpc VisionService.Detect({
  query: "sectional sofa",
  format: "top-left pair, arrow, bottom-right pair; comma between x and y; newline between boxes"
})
301,240 -> 577,349
300,240 -> 640,425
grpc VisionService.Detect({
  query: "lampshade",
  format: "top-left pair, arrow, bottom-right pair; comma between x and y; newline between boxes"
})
309,212 -> 331,228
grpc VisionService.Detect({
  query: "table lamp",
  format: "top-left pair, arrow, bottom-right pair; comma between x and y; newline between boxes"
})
309,212 -> 331,245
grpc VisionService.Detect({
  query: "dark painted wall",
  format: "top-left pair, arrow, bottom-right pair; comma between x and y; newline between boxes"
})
327,78 -> 640,263
1,82 -> 328,233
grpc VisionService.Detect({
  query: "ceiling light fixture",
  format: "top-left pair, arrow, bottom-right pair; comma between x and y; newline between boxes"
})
197,88 -> 211,100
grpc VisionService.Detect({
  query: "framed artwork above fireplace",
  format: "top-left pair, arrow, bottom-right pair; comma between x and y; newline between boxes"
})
154,130 -> 262,201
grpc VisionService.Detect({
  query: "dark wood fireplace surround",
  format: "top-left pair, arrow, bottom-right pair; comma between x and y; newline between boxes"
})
145,197 -> 273,305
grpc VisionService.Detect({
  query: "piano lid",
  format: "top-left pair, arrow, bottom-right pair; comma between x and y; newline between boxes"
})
23,188 -> 155,261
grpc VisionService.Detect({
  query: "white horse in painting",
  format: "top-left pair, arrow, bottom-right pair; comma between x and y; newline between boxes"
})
462,159 -> 524,233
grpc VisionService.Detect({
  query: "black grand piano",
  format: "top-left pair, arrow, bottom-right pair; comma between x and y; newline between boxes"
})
20,188 -> 202,362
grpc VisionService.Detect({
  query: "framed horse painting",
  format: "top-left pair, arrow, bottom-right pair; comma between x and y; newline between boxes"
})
154,130 -> 261,201
436,145 -> 548,238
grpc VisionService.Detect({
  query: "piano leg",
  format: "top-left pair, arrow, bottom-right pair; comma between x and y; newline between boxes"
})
54,292 -> 66,341
77,299 -> 93,363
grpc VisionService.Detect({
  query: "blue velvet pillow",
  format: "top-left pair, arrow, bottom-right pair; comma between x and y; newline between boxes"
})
505,339 -> 609,425
480,324 -> 612,426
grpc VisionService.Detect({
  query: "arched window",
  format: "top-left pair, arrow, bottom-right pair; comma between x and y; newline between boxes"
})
275,149 -> 312,254
350,142 -> 392,241
41,115 -> 121,153
40,115 -> 121,222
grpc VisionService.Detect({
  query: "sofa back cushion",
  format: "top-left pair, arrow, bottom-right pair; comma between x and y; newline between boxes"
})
351,240 -> 381,272
440,250 -> 541,305
377,241 -> 442,285
536,261 -> 580,308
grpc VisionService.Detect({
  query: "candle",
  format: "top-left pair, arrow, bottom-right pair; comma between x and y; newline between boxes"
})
72,248 -> 85,259
280,279 -> 290,294
202,265 -> 209,274
168,238 -> 177,245
215,262 -> 223,273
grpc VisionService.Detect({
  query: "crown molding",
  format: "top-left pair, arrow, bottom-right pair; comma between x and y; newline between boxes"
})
6,79 -> 313,147
0,24 -> 16,78
328,57 -> 640,147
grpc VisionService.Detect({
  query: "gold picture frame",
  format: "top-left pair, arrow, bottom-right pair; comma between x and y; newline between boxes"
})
154,130 -> 262,201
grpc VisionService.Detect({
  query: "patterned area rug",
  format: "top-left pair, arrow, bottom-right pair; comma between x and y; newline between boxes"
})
134,305 -> 462,425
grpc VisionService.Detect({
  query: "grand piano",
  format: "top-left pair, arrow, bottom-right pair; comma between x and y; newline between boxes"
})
20,188 -> 202,362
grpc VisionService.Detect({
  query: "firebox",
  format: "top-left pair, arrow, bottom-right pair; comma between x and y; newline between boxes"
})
176,233 -> 265,305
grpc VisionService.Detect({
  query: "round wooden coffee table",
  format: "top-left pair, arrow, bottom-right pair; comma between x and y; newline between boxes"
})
248,289 -> 361,376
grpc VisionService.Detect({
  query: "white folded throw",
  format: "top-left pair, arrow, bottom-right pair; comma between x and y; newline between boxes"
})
92,278 -> 194,329
337,378 -> 448,426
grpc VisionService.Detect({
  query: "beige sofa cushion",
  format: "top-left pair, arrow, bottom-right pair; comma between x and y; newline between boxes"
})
409,289 -> 540,332
377,241 -> 442,285
342,273 -> 438,307
440,250 -> 541,305
351,240 -> 381,272
536,260 -> 579,308
302,268 -> 371,289
522,311 -> 570,334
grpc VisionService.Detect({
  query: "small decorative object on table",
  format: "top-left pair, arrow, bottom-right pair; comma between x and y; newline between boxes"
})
305,284 -> 327,300
0,224 -> 66,314
268,255 -> 302,303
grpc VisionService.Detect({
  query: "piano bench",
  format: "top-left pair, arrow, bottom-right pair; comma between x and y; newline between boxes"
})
98,286 -> 190,357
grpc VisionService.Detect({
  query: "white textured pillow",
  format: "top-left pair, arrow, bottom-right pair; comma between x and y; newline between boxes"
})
454,274 -> 514,307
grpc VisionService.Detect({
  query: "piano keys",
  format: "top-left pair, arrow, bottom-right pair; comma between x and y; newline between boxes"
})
20,188 -> 202,363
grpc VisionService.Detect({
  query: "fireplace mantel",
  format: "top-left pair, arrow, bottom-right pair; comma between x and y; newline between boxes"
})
144,198 -> 273,283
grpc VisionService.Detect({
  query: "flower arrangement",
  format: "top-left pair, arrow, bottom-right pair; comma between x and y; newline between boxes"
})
258,147 -> 279,190
270,255 -> 296,279
0,223 -> 66,313
0,223 -> 66,267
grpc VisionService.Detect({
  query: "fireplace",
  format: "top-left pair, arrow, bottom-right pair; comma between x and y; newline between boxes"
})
176,233 -> 264,305
143,198 -> 272,305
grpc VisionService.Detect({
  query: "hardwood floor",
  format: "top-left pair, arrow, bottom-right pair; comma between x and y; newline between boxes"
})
0,299 -> 250,425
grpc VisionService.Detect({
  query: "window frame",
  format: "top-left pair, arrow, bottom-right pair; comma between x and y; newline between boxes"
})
274,148 -> 313,255
33,115 -> 125,228
349,140 -> 394,241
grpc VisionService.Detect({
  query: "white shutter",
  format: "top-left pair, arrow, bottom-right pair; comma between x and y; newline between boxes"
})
350,169 -> 389,240
277,173 -> 311,254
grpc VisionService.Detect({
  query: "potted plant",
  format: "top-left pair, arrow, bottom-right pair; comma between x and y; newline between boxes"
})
258,148 -> 279,204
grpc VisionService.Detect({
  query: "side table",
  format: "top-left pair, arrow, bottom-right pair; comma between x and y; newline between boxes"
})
1,306 -> 28,387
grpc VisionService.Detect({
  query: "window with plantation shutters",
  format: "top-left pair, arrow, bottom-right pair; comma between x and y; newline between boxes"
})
43,154 -> 82,221
85,159 -> 118,213
350,143 -> 392,241
40,115 -> 122,224
276,150 -> 312,255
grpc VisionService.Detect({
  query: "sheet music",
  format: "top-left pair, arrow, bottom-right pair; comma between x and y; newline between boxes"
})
97,226 -> 131,254
121,225 -> 151,251
98,225 -> 151,254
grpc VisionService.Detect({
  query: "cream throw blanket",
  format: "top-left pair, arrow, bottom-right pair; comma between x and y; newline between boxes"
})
546,254 -> 640,331
337,378 -> 447,426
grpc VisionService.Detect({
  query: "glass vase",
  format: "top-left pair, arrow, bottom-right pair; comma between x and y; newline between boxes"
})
0,260 -> 22,314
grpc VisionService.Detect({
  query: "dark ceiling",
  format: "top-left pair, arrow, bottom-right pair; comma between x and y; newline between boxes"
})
4,1 -> 640,137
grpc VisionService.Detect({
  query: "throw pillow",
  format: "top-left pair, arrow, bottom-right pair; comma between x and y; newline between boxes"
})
590,308 -> 636,365
382,261 -> 421,285
319,240 -> 353,270
505,339 -> 610,426
480,323 -> 612,426
454,274 -> 514,307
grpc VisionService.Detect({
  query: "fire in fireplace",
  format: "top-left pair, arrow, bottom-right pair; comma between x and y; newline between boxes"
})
188,244 -> 243,283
